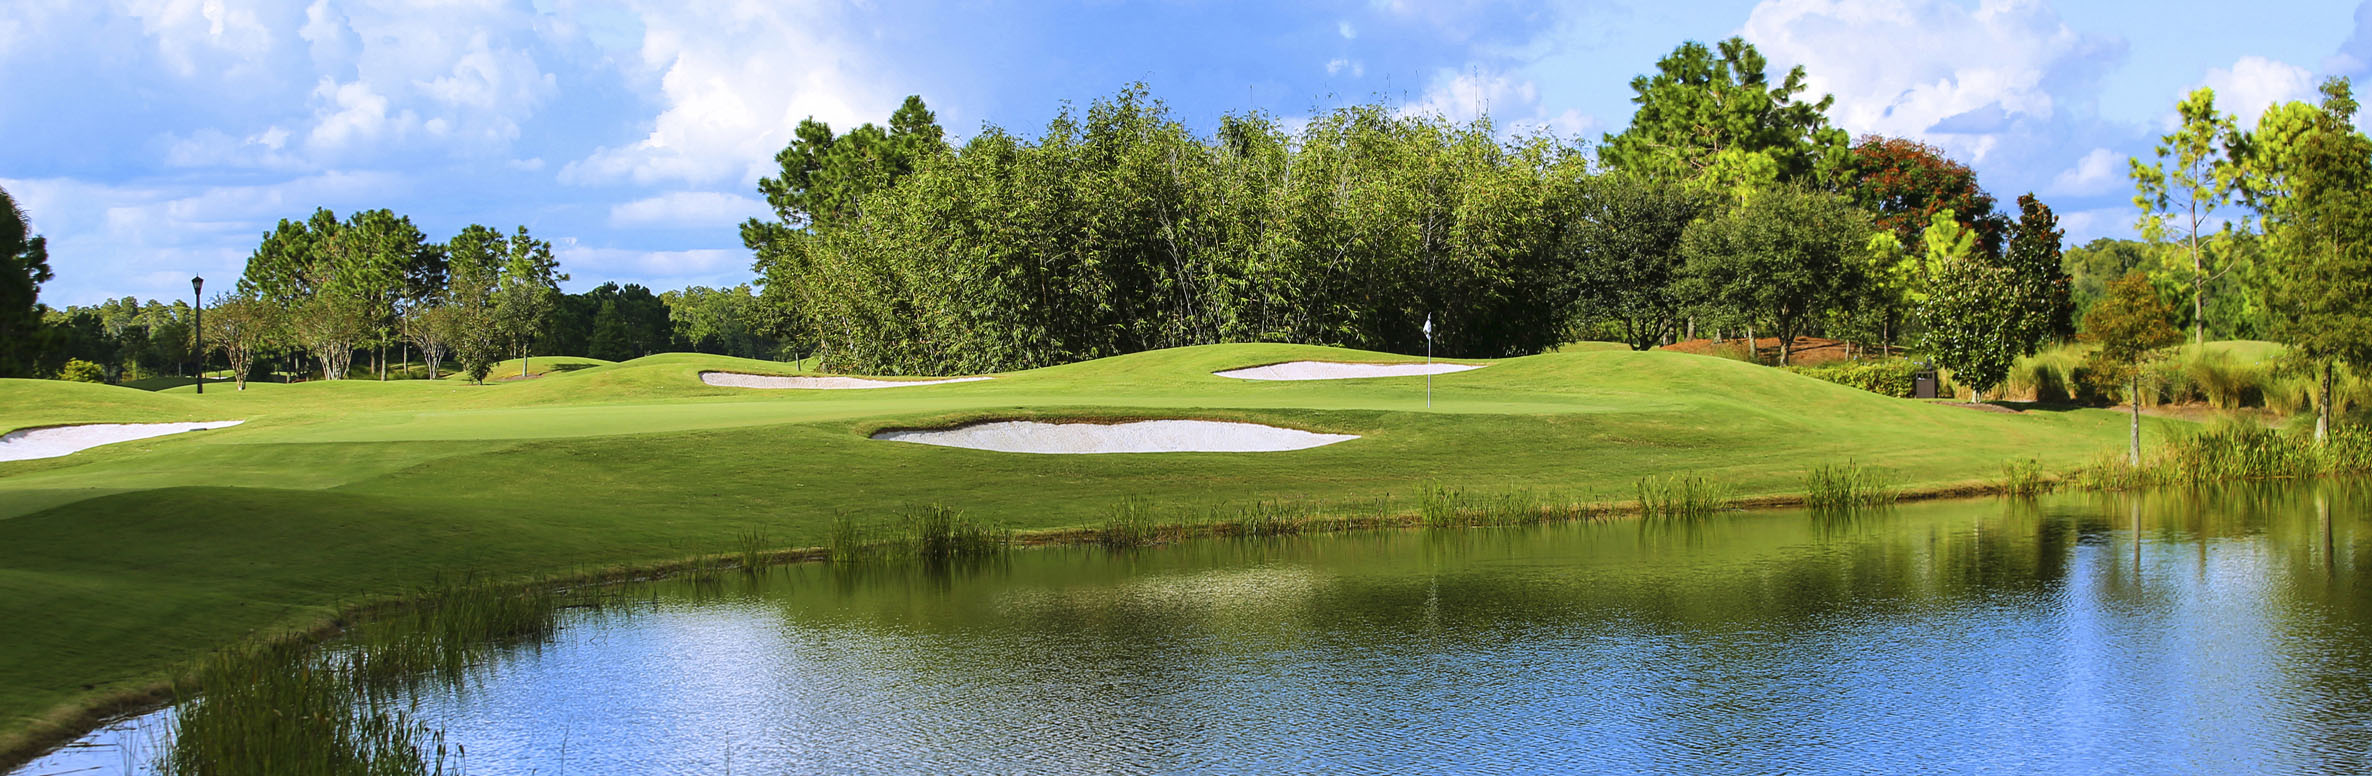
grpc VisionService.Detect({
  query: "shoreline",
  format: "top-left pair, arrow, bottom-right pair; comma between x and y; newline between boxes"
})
1,473 -> 2036,771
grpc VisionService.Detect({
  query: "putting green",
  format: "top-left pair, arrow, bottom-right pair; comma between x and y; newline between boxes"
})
0,342 -> 2175,761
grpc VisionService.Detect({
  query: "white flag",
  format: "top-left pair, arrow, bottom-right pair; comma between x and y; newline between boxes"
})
1422,314 -> 1432,336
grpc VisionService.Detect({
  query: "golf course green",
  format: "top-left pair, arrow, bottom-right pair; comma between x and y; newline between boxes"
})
0,342 -> 2168,759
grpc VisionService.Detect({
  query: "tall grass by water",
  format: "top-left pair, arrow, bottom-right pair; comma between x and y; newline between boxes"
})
1635,474 -> 1733,519
1099,499 -> 1161,549
1801,461 -> 1899,510
161,579 -> 559,775
1419,483 -> 1594,528
2071,421 -> 2372,490
2001,459 -> 2052,497
900,504 -> 1010,562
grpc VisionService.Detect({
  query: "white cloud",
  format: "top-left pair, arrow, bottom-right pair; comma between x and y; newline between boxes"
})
307,76 -> 420,154
1338,20 -> 1357,39
1326,58 -> 1365,77
608,191 -> 770,229
553,243 -> 748,288
2050,147 -> 2122,195
1740,0 -> 2121,163
2,172 -> 408,305
561,2 -> 894,187
1401,68 -> 1594,138
2198,55 -> 2317,127
123,0 -> 280,80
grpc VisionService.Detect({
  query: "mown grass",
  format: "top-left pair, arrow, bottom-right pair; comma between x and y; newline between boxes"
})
0,342 -> 2173,765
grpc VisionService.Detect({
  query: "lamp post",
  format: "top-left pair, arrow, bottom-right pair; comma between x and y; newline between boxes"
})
191,276 -> 203,395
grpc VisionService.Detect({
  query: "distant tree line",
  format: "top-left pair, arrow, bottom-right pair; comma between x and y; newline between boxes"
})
4,201 -> 791,386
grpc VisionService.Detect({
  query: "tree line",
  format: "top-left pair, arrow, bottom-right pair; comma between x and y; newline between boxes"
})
0,199 -> 791,386
743,40 -> 2076,399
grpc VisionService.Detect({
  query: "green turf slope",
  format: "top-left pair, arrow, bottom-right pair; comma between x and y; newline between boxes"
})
0,343 -> 2176,757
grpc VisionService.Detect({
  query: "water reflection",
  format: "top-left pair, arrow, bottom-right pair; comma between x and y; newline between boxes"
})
17,482 -> 2372,775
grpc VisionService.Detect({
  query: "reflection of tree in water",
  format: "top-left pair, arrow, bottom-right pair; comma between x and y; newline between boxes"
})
476,485 -> 2372,772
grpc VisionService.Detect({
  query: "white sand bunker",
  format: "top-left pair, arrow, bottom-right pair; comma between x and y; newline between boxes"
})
0,421 -> 244,462
1215,361 -> 1484,381
701,371 -> 991,390
873,420 -> 1357,454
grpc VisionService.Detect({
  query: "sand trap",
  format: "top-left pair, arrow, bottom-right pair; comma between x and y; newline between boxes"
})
872,420 -> 1357,454
701,372 -> 991,390
0,421 -> 244,462
1214,361 -> 1483,381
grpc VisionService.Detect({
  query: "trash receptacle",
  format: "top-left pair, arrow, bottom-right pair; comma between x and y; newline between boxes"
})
1914,370 -> 1938,399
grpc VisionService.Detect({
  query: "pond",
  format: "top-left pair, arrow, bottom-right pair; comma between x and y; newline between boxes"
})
20,483 -> 2372,775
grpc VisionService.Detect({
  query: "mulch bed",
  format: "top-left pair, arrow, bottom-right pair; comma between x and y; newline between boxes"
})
1656,336 -> 1877,366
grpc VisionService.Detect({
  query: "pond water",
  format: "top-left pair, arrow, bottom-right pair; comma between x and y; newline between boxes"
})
20,484 -> 2372,775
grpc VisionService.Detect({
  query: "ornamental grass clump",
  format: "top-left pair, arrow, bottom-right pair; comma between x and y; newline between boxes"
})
1635,474 -> 1732,519
1801,461 -> 1899,510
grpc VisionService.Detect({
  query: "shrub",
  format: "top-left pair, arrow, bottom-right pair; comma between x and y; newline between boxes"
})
56,358 -> 107,383
1782,359 -> 1919,397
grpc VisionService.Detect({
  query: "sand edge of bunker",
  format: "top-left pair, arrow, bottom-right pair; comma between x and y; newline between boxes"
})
0,421 -> 246,463
1213,360 -> 1487,381
700,371 -> 993,390
871,418 -> 1359,454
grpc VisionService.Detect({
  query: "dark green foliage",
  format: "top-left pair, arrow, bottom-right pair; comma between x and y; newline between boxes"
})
1919,254 -> 2023,399
1599,37 -> 1851,186
2003,194 -> 2076,342
553,282 -> 672,361
760,88 -> 1586,374
0,185 -> 54,378
2255,77 -> 2372,439
1680,187 -> 1872,366
1783,359 -> 1918,397
1563,174 -> 1717,350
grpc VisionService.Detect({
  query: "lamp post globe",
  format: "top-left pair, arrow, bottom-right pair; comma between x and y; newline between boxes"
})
192,276 -> 204,394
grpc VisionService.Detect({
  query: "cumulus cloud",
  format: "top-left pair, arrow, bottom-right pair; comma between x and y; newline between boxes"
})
1740,0 -> 2123,164
3,172 -> 409,303
2198,55 -> 2317,127
1401,68 -> 1593,138
2050,147 -> 2122,195
560,2 -> 897,187
552,243 -> 749,290
608,191 -> 771,229
123,0 -> 281,81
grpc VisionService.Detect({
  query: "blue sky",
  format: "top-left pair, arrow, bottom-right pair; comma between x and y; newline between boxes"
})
4,0 -> 2366,306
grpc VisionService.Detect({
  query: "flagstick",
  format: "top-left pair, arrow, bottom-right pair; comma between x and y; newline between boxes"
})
1425,314 -> 1433,409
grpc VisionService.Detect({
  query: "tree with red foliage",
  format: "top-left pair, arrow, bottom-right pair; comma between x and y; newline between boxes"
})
1843,136 -> 2007,257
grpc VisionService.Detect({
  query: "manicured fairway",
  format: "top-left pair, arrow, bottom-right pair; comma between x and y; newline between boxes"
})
0,343 -> 2175,760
